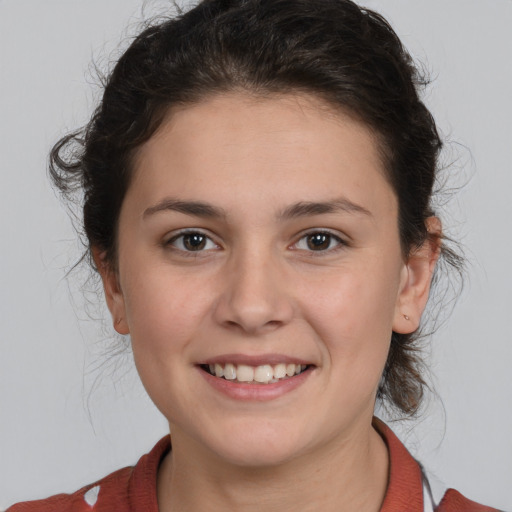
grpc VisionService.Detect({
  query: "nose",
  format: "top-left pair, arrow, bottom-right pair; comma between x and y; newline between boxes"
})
213,247 -> 294,335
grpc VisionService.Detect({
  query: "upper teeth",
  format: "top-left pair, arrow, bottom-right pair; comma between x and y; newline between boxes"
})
207,363 -> 307,384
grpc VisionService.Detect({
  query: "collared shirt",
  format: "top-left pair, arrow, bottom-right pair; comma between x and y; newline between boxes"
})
6,419 -> 500,511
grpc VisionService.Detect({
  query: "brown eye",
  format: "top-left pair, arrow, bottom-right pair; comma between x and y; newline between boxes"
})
306,233 -> 331,250
168,231 -> 217,252
183,233 -> 207,251
294,231 -> 344,253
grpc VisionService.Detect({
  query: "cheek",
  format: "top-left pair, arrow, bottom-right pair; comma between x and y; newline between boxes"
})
297,257 -> 401,370
120,263 -> 213,357
302,262 -> 400,330
119,268 -> 215,417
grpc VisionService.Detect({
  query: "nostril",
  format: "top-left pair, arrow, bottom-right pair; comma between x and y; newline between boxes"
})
222,318 -> 283,334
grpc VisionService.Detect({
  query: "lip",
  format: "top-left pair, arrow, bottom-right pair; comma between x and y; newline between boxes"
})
196,363 -> 314,401
197,353 -> 313,366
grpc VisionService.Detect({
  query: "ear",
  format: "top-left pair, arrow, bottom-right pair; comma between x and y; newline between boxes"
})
92,247 -> 130,335
393,217 -> 441,334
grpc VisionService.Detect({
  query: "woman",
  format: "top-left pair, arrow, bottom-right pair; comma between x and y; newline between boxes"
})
5,0 -> 503,510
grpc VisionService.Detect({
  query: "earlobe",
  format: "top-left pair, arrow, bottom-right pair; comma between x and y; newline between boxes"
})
92,247 -> 130,335
393,217 -> 442,334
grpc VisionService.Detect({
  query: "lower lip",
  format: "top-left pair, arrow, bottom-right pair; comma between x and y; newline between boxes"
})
197,366 -> 313,401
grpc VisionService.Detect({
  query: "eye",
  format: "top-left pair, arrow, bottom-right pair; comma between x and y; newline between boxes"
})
294,231 -> 345,252
167,231 -> 218,252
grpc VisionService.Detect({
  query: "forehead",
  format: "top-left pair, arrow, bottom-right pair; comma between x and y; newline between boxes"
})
128,92 -> 397,218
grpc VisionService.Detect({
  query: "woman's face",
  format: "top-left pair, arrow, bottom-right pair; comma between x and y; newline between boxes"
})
102,93 -> 433,467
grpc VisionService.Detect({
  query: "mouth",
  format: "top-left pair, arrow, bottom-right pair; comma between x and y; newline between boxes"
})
199,362 -> 310,385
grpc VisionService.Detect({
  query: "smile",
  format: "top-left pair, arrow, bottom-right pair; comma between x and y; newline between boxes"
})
201,363 -> 309,384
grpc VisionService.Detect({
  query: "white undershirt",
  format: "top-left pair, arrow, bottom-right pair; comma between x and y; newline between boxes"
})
423,480 -> 436,512
422,467 -> 448,512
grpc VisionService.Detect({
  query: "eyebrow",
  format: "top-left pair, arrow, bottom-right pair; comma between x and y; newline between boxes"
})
143,196 -> 372,220
143,199 -> 227,219
278,198 -> 372,220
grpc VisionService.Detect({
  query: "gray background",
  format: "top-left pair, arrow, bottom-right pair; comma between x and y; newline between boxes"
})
1,1 -> 511,510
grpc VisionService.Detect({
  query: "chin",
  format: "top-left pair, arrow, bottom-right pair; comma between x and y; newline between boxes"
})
204,421 -> 311,468
217,443 -> 302,469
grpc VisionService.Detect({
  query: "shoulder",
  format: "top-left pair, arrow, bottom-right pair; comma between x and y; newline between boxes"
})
5,466 -> 133,512
5,436 -> 170,512
436,489 -> 504,512
422,461 -> 501,512
373,418 -> 503,512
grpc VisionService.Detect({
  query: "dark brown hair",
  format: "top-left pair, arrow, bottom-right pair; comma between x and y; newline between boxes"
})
50,0 -> 462,416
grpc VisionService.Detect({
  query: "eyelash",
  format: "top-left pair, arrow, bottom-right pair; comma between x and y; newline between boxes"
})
291,230 -> 347,255
164,229 -> 347,256
165,230 -> 220,256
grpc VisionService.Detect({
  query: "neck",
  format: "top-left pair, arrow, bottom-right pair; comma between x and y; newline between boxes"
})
157,420 -> 389,512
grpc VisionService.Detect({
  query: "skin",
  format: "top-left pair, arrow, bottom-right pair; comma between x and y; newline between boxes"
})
96,93 -> 439,512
